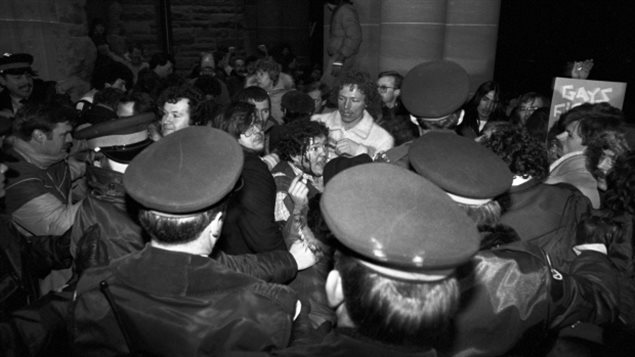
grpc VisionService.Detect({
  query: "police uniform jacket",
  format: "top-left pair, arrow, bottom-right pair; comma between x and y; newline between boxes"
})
499,178 -> 592,270
442,241 -> 619,357
72,245 -> 301,357
217,150 -> 287,254
69,165 -> 146,260
273,327 -> 437,357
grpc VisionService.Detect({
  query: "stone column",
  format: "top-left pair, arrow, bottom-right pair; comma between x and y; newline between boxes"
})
0,0 -> 96,83
325,0 -> 500,92
444,0 -> 500,91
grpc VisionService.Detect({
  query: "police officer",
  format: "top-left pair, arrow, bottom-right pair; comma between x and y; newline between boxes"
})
0,53 -> 56,118
72,127 -> 307,356
275,163 -> 480,356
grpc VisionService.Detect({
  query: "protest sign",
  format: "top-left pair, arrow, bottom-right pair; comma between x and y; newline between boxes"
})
548,77 -> 627,129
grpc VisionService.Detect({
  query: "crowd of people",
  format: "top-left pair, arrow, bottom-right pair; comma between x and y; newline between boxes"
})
1,2 -> 635,355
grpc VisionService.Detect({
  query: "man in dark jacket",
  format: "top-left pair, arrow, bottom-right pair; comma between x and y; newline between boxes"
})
408,131 -> 620,356
72,127 -> 308,356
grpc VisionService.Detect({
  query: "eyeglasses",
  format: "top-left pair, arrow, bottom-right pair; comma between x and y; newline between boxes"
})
377,85 -> 395,93
519,106 -> 539,112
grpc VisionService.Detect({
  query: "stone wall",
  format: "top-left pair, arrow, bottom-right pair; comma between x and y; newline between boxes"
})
87,0 -> 249,76
0,0 -> 95,83
88,0 -> 313,76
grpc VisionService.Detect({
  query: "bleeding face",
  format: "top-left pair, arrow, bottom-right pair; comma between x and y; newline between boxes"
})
337,85 -> 366,126
161,98 -> 191,136
293,135 -> 328,177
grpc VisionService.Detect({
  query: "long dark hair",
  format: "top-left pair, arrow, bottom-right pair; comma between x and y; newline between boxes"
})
457,81 -> 503,137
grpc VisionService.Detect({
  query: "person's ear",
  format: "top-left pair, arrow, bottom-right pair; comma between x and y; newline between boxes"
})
325,269 -> 345,309
394,88 -> 401,98
209,210 -> 224,241
32,129 -> 47,143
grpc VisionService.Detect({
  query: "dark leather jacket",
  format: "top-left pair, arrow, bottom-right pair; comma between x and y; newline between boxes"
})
441,242 -> 619,357
72,246 -> 301,357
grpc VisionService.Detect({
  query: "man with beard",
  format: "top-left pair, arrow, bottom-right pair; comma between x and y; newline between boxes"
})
272,120 -> 329,225
3,102 -> 83,293
0,53 -> 56,119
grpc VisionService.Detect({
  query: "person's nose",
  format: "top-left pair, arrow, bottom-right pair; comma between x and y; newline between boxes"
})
345,99 -> 352,110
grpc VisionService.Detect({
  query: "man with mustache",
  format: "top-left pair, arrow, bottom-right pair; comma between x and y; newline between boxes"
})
3,102 -> 83,294
0,53 -> 56,119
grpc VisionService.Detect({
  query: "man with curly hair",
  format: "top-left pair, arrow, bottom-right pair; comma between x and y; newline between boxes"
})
311,70 -> 393,160
479,122 -> 592,269
157,83 -> 205,137
271,120 -> 329,225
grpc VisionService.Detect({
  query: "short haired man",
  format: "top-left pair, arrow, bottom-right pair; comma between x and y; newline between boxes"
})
376,70 -> 403,113
408,131 -> 620,356
546,103 -> 624,208
72,127 -> 306,355
376,70 -> 418,145
271,120 -> 329,224
0,53 -> 56,118
157,83 -> 204,137
4,103 -> 82,293
311,70 -> 394,160
235,86 -> 273,127
277,163 -> 480,355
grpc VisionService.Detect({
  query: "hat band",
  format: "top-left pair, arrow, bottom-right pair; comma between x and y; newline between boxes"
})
357,259 -> 454,282
88,130 -> 149,149
446,192 -> 492,206
0,63 -> 32,72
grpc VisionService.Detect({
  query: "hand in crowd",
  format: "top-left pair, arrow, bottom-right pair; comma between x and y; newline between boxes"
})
288,175 -> 309,211
288,239 -> 317,271
570,59 -> 594,79
335,138 -> 362,157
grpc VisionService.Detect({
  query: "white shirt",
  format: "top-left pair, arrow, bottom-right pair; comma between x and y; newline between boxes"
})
311,109 -> 394,160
